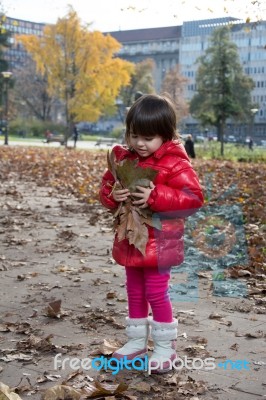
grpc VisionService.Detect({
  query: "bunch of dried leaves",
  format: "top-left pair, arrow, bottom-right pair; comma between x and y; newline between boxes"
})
107,151 -> 161,255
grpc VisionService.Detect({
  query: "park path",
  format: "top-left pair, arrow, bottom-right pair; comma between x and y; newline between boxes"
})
0,176 -> 265,399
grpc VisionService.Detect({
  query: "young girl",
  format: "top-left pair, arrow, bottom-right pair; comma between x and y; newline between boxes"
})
99,94 -> 204,373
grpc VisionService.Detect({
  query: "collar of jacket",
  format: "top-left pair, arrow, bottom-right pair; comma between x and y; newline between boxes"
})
152,140 -> 188,160
115,140 -> 189,162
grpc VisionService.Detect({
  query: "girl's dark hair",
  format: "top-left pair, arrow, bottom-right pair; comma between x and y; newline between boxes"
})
125,94 -> 178,143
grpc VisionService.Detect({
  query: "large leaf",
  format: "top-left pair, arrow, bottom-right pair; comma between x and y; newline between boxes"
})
116,158 -> 158,192
107,154 -> 161,255
107,149 -> 117,181
115,200 -> 150,255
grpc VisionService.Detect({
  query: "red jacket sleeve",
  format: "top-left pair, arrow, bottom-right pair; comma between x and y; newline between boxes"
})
99,169 -> 119,210
147,161 -> 204,218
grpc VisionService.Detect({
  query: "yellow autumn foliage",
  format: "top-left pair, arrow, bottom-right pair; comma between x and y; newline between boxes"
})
18,7 -> 134,123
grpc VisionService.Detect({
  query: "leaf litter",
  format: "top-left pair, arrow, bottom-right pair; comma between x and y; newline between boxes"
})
0,147 -> 265,399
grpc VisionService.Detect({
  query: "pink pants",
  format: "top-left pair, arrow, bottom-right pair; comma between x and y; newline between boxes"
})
125,267 -> 173,323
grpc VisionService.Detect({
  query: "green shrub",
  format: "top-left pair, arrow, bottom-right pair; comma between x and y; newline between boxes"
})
195,141 -> 266,163
9,119 -> 66,138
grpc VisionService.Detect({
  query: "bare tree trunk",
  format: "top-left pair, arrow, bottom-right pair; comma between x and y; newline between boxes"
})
64,90 -> 69,148
219,121 -> 225,156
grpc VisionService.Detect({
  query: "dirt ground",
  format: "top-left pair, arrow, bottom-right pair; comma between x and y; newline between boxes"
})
0,175 -> 265,400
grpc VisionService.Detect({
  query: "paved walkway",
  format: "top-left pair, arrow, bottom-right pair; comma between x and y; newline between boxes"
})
0,139 -> 116,149
0,179 -> 265,399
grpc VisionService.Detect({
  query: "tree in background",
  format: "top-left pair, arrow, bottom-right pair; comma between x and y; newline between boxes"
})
190,26 -> 255,156
119,59 -> 155,109
161,64 -> 189,123
13,60 -> 57,121
0,15 -> 9,69
0,13 -> 11,114
18,7 -> 134,145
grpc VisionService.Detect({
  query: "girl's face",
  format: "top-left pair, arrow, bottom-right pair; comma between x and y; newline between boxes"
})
129,133 -> 163,157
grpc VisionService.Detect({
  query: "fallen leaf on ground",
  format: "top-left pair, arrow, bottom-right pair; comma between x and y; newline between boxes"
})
89,339 -> 122,356
209,312 -> 224,319
0,382 -> 23,400
43,381 -> 128,400
46,300 -> 62,318
245,330 -> 265,338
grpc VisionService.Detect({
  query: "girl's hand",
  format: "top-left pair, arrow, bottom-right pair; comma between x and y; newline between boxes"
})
132,182 -> 155,208
112,186 -> 131,202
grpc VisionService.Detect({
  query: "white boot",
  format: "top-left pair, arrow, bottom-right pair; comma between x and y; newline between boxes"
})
149,319 -> 178,374
113,317 -> 149,360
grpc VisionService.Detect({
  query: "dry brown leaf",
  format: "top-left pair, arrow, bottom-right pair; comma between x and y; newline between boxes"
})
230,343 -> 239,351
0,383 -> 22,400
237,269 -> 252,277
245,330 -> 265,338
0,324 -> 9,332
106,291 -> 117,299
130,382 -> 151,393
84,381 -> 128,398
107,149 -> 117,181
218,318 -> 232,326
89,339 -> 122,356
209,312 -> 224,319
116,158 -> 157,192
166,373 -> 182,385
36,374 -> 61,383
107,154 -> 160,255
16,334 -> 54,352
42,385 -> 81,400
0,353 -> 33,362
47,300 -> 61,318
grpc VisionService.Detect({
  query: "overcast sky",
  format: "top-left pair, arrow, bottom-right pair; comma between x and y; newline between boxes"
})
2,0 -> 265,31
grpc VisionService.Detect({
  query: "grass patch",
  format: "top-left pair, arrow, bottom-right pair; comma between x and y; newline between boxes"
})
8,136 -> 42,142
8,134 -> 109,142
195,141 -> 266,163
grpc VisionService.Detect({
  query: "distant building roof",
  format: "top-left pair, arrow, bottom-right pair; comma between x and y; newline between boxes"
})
105,25 -> 182,43
5,15 -> 46,27
105,17 -> 246,43
182,17 -> 241,36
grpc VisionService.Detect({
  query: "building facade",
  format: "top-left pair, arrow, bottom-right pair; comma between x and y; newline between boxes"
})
107,17 -> 266,141
2,16 -> 45,69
